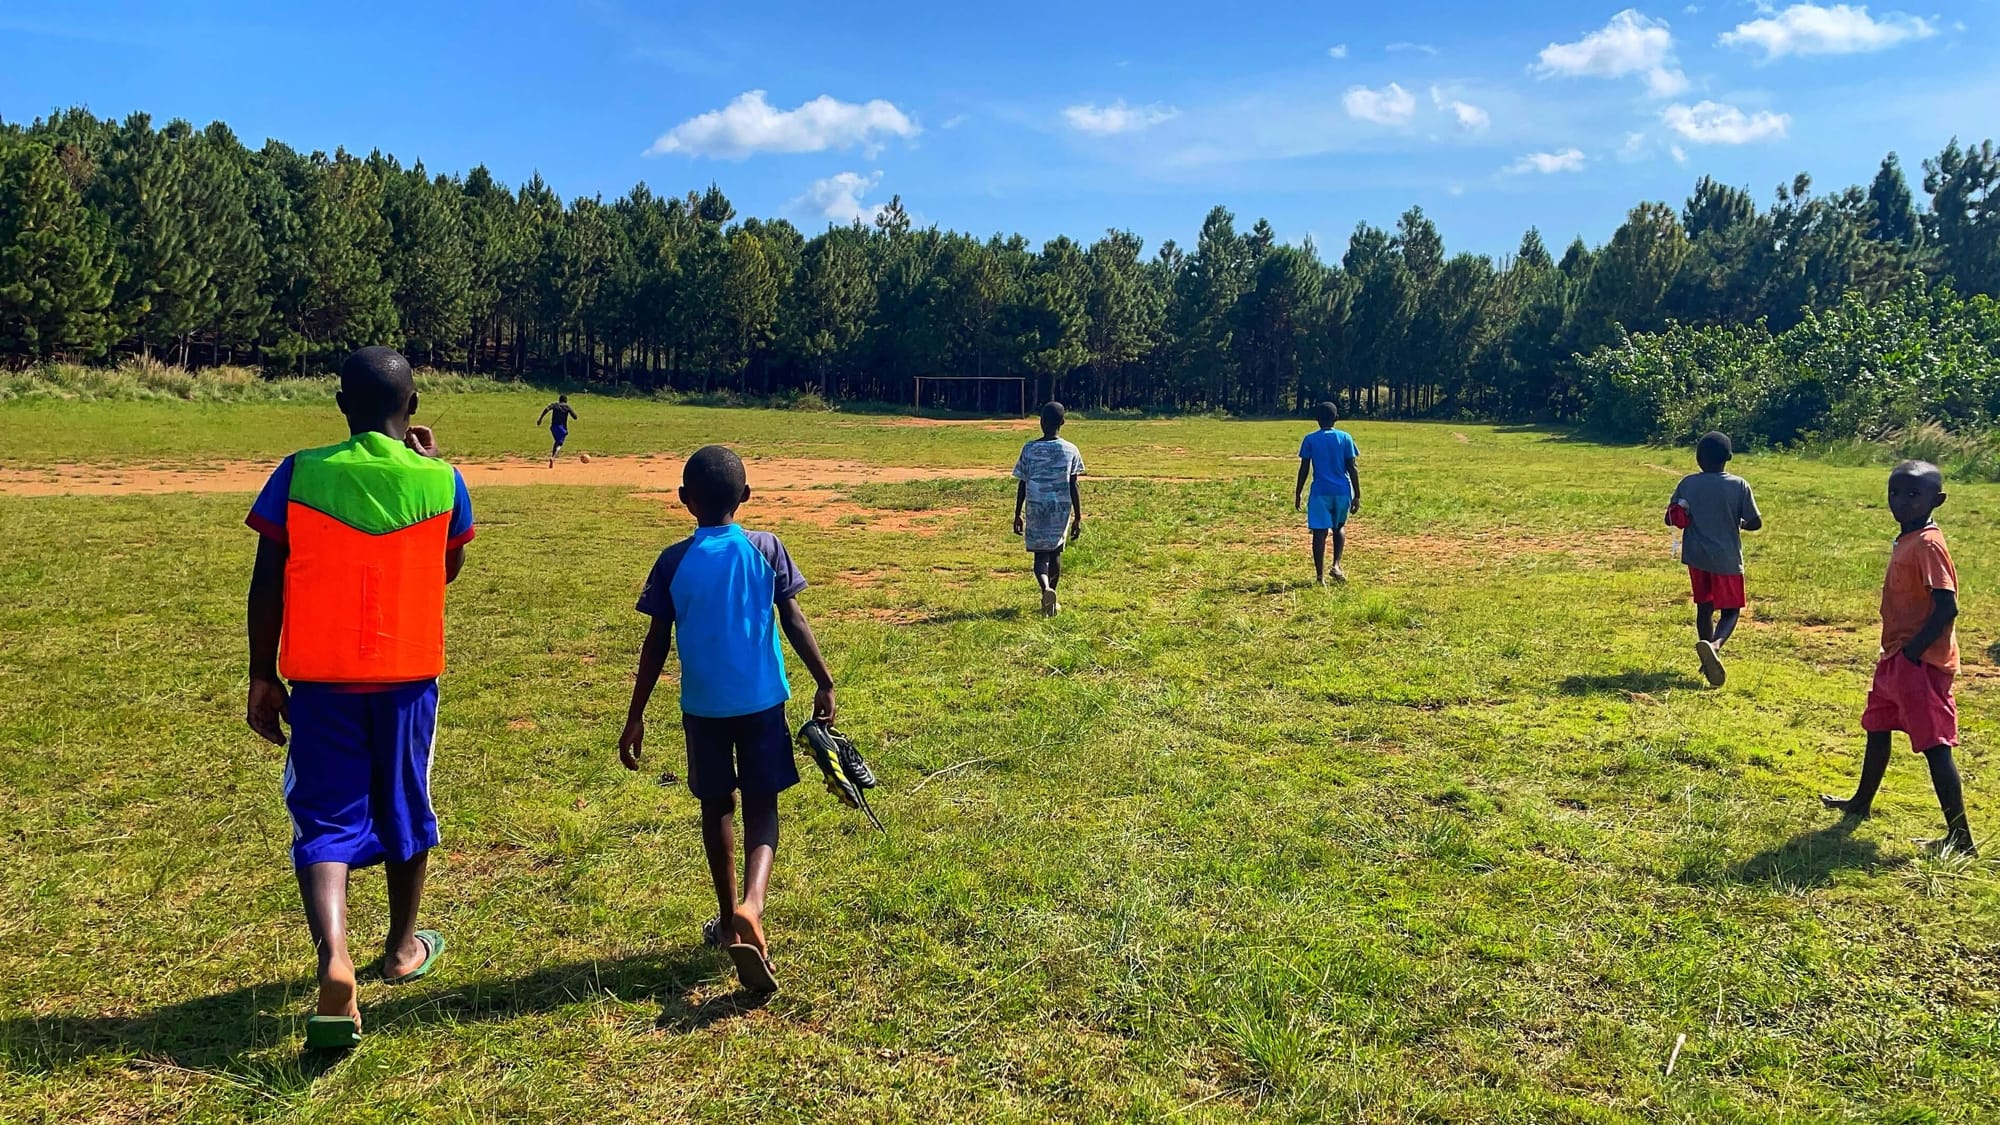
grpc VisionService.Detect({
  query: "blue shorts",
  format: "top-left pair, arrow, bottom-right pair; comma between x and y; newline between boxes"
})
551,424 -> 568,446
283,680 -> 440,869
683,704 -> 798,801
1307,493 -> 1351,531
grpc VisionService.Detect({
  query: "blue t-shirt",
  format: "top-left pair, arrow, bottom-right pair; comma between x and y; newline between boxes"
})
1298,427 -> 1359,499
635,524 -> 807,719
246,455 -> 476,548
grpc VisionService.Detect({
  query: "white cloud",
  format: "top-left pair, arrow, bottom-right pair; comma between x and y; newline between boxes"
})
1619,131 -> 1650,160
1386,42 -> 1439,55
1720,4 -> 1935,59
1327,44 -> 1348,59
1670,144 -> 1689,164
1343,82 -> 1417,126
791,171 -> 887,224
1661,100 -> 1790,143
941,114 -> 969,130
1430,87 -> 1490,131
647,90 -> 919,158
1506,148 -> 1587,174
1062,99 -> 1179,135
1534,9 -> 1688,97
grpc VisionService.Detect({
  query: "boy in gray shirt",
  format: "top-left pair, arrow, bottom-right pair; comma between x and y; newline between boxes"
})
1667,431 -> 1763,686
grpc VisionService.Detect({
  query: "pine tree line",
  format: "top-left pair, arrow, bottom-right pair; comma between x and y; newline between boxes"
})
4,108 -> 1999,417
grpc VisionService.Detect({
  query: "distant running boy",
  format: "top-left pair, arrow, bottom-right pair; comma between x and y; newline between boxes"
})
1667,431 -> 1762,686
538,394 -> 578,467
244,347 -> 475,1049
1012,402 -> 1085,616
1294,401 -> 1361,584
1822,461 -> 1976,855
619,445 -> 837,993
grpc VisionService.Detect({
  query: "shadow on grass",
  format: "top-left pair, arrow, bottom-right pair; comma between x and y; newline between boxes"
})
909,606 -> 1024,625
1728,817 -> 1901,888
1558,669 -> 1706,695
0,946 -> 755,1084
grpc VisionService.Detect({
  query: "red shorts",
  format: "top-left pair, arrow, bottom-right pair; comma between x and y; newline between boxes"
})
1688,568 -> 1746,610
1861,654 -> 1958,752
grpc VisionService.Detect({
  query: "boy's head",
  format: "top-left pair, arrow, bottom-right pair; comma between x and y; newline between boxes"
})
1314,401 -> 1339,429
1887,460 -> 1946,527
680,444 -> 750,525
337,347 -> 417,434
558,393 -> 568,404
1695,431 -> 1732,471
1039,401 -> 1066,437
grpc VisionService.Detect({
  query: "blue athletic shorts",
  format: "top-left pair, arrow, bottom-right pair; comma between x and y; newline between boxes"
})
683,704 -> 798,801
283,680 -> 440,869
1307,493 -> 1352,531
551,424 -> 568,446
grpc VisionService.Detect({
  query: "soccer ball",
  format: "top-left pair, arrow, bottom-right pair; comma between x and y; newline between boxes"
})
579,454 -> 591,464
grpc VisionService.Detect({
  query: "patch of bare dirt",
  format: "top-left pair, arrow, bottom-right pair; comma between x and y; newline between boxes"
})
637,489 -> 970,535
0,454 -> 993,496
507,718 -> 538,732
1453,432 -> 1470,443
1644,463 -> 1682,476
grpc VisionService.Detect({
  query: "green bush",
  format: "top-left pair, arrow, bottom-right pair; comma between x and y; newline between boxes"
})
1578,285 -> 2000,449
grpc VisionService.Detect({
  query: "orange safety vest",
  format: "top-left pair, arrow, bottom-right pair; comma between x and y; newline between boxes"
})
279,432 -> 458,683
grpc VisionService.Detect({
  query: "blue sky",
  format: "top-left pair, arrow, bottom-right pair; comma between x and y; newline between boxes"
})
3,1 -> 1995,258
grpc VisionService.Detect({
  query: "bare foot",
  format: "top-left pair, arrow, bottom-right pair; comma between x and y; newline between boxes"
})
1820,794 -> 1870,817
318,953 -> 360,1030
381,932 -> 430,981
1331,565 -> 1348,583
731,905 -> 768,957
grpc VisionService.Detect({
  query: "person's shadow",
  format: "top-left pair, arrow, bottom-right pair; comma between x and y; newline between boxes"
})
0,947 -> 761,1086
1557,669 -> 1706,695
1726,816 -> 1899,888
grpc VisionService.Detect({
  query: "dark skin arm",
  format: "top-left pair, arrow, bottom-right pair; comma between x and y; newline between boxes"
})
246,537 -> 289,745
1068,474 -> 1083,540
1013,480 -> 1027,535
778,596 -> 838,722
1346,461 -> 1362,514
537,405 -> 552,425
1294,459 -> 1310,510
618,617 -> 675,770
1902,589 -> 1958,665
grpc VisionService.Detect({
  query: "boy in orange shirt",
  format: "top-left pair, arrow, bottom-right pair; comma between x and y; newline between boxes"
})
245,347 -> 475,1048
1821,461 -> 1975,855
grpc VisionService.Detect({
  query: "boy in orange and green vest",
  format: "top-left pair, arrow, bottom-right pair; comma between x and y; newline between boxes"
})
244,347 -> 475,1049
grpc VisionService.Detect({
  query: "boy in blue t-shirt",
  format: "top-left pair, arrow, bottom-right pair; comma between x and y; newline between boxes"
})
619,445 -> 836,994
1293,401 -> 1362,583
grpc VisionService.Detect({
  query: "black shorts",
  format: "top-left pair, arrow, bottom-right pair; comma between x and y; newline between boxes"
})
682,704 -> 798,801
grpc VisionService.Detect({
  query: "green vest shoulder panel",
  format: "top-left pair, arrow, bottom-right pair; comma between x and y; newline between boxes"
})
288,431 -> 457,535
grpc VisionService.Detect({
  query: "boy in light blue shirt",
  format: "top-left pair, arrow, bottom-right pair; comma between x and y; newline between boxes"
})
1294,401 -> 1362,583
619,445 -> 837,994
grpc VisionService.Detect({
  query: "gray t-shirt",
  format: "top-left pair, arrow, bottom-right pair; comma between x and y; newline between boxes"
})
1012,437 -> 1085,504
1671,470 -> 1761,575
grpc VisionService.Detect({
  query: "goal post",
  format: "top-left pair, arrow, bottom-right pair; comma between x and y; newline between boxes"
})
912,376 -> 1029,417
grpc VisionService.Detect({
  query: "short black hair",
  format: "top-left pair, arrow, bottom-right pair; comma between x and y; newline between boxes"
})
682,444 -> 747,514
1696,431 -> 1733,467
1891,459 -> 1944,490
339,346 -> 415,421
1040,401 -> 1066,432
1314,400 -> 1339,428
558,393 -> 568,402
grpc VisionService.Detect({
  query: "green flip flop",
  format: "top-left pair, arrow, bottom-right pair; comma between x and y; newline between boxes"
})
304,1014 -> 361,1051
381,930 -> 445,985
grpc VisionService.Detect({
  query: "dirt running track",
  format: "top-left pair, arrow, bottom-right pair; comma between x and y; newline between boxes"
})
0,455 -> 994,497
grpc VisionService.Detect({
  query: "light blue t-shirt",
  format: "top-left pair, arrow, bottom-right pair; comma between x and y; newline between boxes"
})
635,524 -> 807,719
1299,427 -> 1359,499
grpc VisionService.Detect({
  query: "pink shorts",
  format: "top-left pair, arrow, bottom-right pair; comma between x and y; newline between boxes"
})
1688,568 -> 1746,611
1861,654 -> 1958,752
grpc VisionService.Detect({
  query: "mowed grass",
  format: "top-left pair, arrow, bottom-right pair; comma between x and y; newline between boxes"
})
3,401 -> 1999,1123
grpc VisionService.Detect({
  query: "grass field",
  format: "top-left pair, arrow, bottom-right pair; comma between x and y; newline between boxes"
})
4,390 -> 1999,1123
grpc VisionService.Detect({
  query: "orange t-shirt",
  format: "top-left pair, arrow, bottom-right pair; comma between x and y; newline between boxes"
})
1881,524 -> 1958,671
